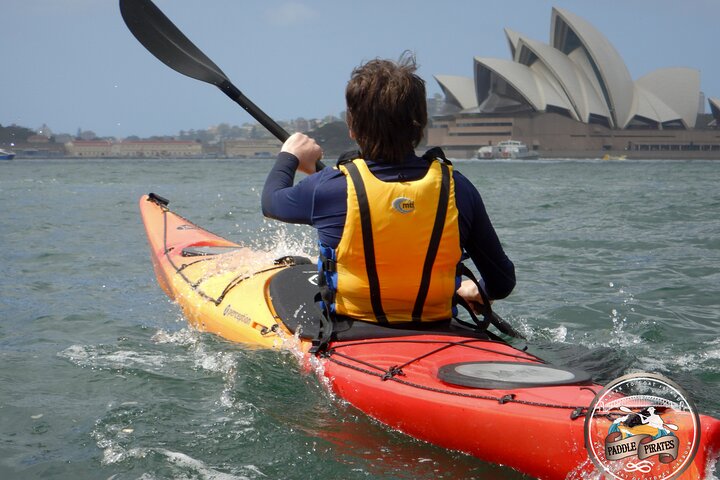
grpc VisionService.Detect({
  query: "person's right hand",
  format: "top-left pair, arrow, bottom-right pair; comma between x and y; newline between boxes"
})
281,133 -> 323,175
456,279 -> 491,313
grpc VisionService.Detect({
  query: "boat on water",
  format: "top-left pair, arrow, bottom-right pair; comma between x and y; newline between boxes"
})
139,193 -> 720,479
0,149 -> 16,160
602,153 -> 627,160
476,140 -> 539,160
475,145 -> 496,159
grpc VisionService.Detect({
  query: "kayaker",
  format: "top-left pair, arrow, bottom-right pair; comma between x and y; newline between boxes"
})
262,52 -> 515,327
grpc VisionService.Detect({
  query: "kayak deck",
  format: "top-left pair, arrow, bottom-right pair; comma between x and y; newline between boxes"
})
139,194 -> 720,479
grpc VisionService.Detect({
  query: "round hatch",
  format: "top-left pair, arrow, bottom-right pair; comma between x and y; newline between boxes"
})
437,361 -> 591,389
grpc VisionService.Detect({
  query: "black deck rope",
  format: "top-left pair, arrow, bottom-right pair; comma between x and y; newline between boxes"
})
158,201 -> 284,307
392,338 -> 479,372
382,366 -> 405,380
176,257 -> 215,273
322,337 -> 597,417
322,340 -> 482,378
213,265 -> 286,305
499,394 -> 516,404
324,353 -> 592,416
330,337 -> 547,365
159,207 -> 218,304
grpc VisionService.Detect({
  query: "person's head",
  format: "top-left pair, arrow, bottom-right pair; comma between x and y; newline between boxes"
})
345,51 -> 427,163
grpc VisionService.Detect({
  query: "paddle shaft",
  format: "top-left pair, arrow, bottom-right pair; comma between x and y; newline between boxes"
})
219,80 -> 289,142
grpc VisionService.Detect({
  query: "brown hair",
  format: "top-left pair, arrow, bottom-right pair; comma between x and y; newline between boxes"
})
345,52 -> 427,163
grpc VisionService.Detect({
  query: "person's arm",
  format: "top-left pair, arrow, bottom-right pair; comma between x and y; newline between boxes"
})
261,133 -> 323,224
455,173 -> 516,301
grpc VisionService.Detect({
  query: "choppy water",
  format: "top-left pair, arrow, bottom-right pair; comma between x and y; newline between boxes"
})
1,157 -> 718,479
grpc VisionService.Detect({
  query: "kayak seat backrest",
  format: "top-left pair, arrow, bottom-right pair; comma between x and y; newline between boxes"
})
269,265 -> 490,342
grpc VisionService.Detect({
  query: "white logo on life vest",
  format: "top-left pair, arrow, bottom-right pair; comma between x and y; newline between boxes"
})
392,197 -> 415,214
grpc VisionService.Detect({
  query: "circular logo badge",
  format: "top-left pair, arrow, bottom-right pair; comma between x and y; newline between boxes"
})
584,373 -> 700,479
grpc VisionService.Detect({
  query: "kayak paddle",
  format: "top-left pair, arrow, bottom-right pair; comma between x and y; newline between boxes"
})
119,0 -> 290,142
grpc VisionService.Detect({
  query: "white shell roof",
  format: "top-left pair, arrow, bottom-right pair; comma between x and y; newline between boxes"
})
636,68 -> 701,128
551,7 -> 636,128
710,97 -> 720,119
515,35 -> 610,122
504,28 -> 522,59
433,75 -> 478,110
633,86 -> 682,124
474,57 -> 544,110
434,7 -> 707,131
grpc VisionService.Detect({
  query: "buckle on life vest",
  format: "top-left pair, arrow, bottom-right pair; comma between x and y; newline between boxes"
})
274,255 -> 313,266
321,257 -> 336,272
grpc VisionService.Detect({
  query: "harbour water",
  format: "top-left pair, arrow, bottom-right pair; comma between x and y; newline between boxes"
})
1,157 -> 718,479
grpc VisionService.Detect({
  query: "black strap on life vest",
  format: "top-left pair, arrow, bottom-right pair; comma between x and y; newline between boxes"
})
310,250 -> 336,353
343,161 -> 389,324
336,149 -> 362,166
412,158 -> 451,322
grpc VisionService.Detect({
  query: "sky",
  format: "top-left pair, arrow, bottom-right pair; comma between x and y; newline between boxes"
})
2,0 -> 719,138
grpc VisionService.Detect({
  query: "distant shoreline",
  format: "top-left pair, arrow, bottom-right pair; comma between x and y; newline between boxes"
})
6,152 -> 720,161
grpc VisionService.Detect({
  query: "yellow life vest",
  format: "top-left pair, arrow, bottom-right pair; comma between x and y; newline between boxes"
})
332,157 -> 461,324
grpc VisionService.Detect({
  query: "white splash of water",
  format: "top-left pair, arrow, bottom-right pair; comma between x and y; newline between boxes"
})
520,322 -> 568,343
151,328 -> 200,347
638,337 -> 720,374
58,344 -> 170,371
266,321 -> 338,403
97,442 -> 254,479
705,454 -> 720,480
248,220 -> 316,259
605,283 -> 644,347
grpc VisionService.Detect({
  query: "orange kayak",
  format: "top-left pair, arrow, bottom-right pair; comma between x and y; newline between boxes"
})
139,193 -> 720,479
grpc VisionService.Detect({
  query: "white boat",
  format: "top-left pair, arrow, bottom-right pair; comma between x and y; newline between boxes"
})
476,140 -> 538,160
0,149 -> 16,160
496,140 -> 538,159
476,145 -> 496,159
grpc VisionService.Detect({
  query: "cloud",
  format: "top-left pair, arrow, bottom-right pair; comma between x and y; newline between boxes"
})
265,2 -> 318,27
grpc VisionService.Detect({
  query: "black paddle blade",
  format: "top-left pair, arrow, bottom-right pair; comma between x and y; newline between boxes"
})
119,0 -> 291,143
119,0 -> 228,86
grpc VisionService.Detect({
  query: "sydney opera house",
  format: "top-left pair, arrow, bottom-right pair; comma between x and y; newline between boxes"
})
427,7 -> 720,158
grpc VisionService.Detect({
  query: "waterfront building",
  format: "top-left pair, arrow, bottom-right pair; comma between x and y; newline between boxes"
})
114,140 -> 202,157
65,139 -> 202,158
64,140 -> 114,157
429,7 -> 720,158
223,138 -> 282,158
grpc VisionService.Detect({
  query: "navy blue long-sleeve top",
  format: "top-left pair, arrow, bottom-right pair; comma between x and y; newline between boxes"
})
261,151 -> 515,300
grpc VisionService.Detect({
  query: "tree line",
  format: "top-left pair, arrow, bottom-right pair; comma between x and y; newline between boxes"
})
0,124 -> 36,144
